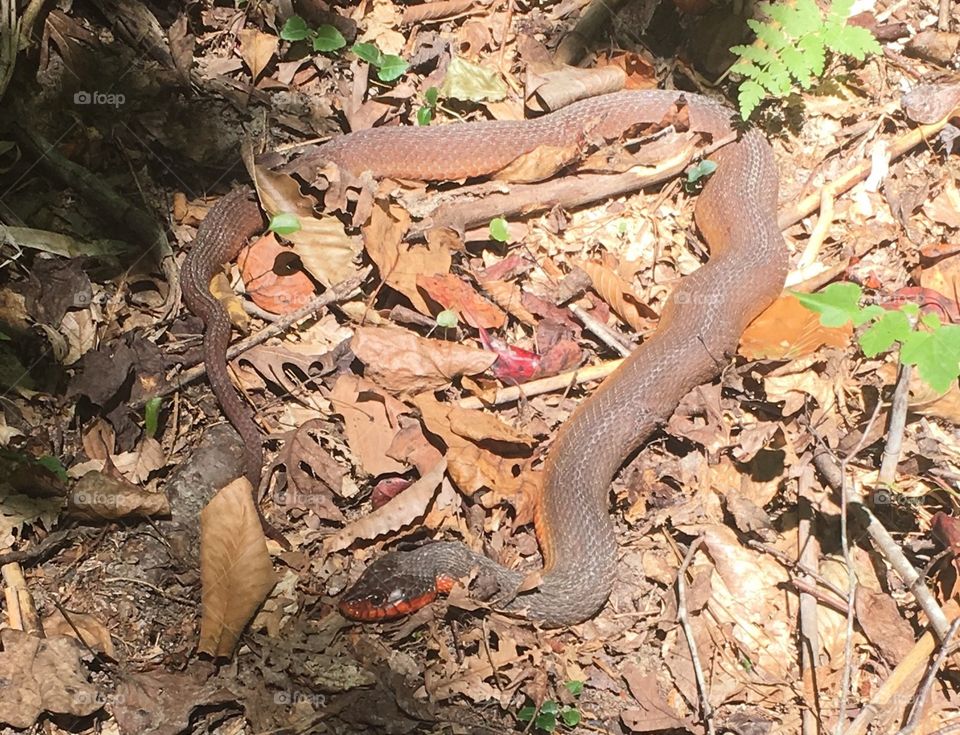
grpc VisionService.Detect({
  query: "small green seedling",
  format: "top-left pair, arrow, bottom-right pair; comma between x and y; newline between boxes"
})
280,16 -> 346,53
516,681 -> 584,733
436,309 -> 458,329
351,42 -> 408,82
417,87 -> 440,126
269,213 -> 302,236
489,217 -> 510,243
144,397 -> 163,439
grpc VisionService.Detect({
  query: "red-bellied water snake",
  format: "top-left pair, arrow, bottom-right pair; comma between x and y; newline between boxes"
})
181,90 -> 789,627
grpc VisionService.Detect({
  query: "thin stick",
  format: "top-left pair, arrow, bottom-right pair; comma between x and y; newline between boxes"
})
676,536 -> 715,735
896,618 -> 960,735
569,303 -> 631,357
878,362 -> 912,484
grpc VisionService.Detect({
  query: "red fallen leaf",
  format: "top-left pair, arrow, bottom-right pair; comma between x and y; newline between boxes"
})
880,286 -> 960,323
479,328 -> 541,383
371,477 -> 413,509
240,234 -> 315,315
931,512 -> 960,552
476,254 -> 532,283
416,273 -> 507,329
536,339 -> 582,378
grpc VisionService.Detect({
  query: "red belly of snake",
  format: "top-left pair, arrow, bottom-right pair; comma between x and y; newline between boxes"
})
182,91 -> 788,627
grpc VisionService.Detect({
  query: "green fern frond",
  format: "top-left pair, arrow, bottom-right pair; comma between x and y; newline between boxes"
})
730,0 -> 881,120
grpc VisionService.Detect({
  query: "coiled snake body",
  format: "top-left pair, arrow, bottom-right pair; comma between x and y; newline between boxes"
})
182,91 -> 788,627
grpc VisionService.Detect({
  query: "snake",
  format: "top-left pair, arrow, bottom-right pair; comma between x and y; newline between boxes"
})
181,90 -> 788,627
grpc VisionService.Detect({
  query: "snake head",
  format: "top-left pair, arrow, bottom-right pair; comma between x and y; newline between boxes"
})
338,551 -> 456,621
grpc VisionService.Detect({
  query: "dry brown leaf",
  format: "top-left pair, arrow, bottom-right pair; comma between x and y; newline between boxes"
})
111,437 -> 166,484
69,470 -> 170,521
579,260 -> 656,333
254,165 -> 361,286
210,271 -> 249,330
42,610 -> 116,658
237,28 -> 277,82
855,588 -> 915,665
0,630 -> 101,728
240,233 -> 315,314
413,393 -> 539,522
740,294 -> 852,360
482,278 -> 538,326
363,200 -> 451,314
923,177 -> 960,229
279,419 -> 347,521
324,459 -> 447,552
387,424 -> 445,476
199,478 -> 278,658
351,326 -> 495,393
330,374 -> 409,476
416,273 -> 507,329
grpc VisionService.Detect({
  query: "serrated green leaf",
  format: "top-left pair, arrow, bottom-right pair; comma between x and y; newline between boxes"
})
540,700 -> 560,715
793,0 -> 824,35
859,309 -> 911,357
900,324 -> 960,394
269,212 -> 301,235
489,217 -> 510,242
565,680 -> 584,696
765,3 -> 793,26
781,46 -> 814,87
351,42 -> 382,65
280,15 -> 311,42
144,396 -> 163,439
793,282 -> 865,328
376,54 -> 408,82
436,309 -> 458,328
799,34 -> 827,75
754,22 -> 789,49
738,78 -> 766,119
830,0 -> 854,21
826,24 -> 881,59
561,708 -> 582,727
312,24 -> 346,52
765,57 -> 793,95
729,60 -> 759,78
424,86 -> 439,106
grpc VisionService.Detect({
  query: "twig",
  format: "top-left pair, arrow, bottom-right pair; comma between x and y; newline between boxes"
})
844,600 -> 959,735
797,187 -> 835,272
568,303 -> 631,357
458,357 -> 624,409
797,488 -> 821,735
938,0 -> 951,31
896,618 -> 960,735
0,529 -> 82,567
878,362 -> 912,484
143,268 -> 368,407
676,535 -> 715,735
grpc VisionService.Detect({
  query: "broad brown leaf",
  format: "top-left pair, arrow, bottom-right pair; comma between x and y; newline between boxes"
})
330,374 -> 409,476
199,478 -> 278,658
417,273 -> 507,329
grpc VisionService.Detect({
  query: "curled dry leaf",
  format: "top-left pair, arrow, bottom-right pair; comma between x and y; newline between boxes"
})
413,393 -> 539,523
330,374 -> 409,476
42,609 -> 116,658
69,470 -> 170,521
254,165 -> 361,286
324,459 -> 447,552
240,233 -> 315,314
278,419 -> 347,521
416,273 -> 507,329
363,201 -> 453,315
199,478 -> 278,658
579,260 -> 656,333
351,326 -> 496,393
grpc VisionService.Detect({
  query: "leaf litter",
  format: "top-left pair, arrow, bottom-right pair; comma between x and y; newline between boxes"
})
3,0 -> 960,733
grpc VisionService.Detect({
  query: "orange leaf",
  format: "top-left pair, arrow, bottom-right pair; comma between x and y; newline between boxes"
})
740,294 -> 852,360
417,273 -> 507,329
240,234 -> 315,314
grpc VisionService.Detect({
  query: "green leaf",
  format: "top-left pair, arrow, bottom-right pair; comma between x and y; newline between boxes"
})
793,0 -> 824,35
859,309 -> 911,357
561,708 -> 582,727
439,56 -> 508,102
830,0 -> 855,21
144,396 -> 163,439
269,212 -> 302,235
436,309 -> 458,328
534,712 -> 557,732
517,706 -> 536,722
798,34 -> 827,75
376,54 -> 408,82
312,24 -> 346,52
900,323 -> 960,394
416,105 -> 434,126
564,680 -> 584,696
351,42 -> 382,65
825,24 -> 881,59
37,455 -> 68,482
280,15 -> 311,42
753,21 -> 789,49
686,159 -> 717,184
738,78 -> 766,119
489,217 -> 510,242
424,86 -> 439,106
793,282 -> 866,328
540,701 -> 560,715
